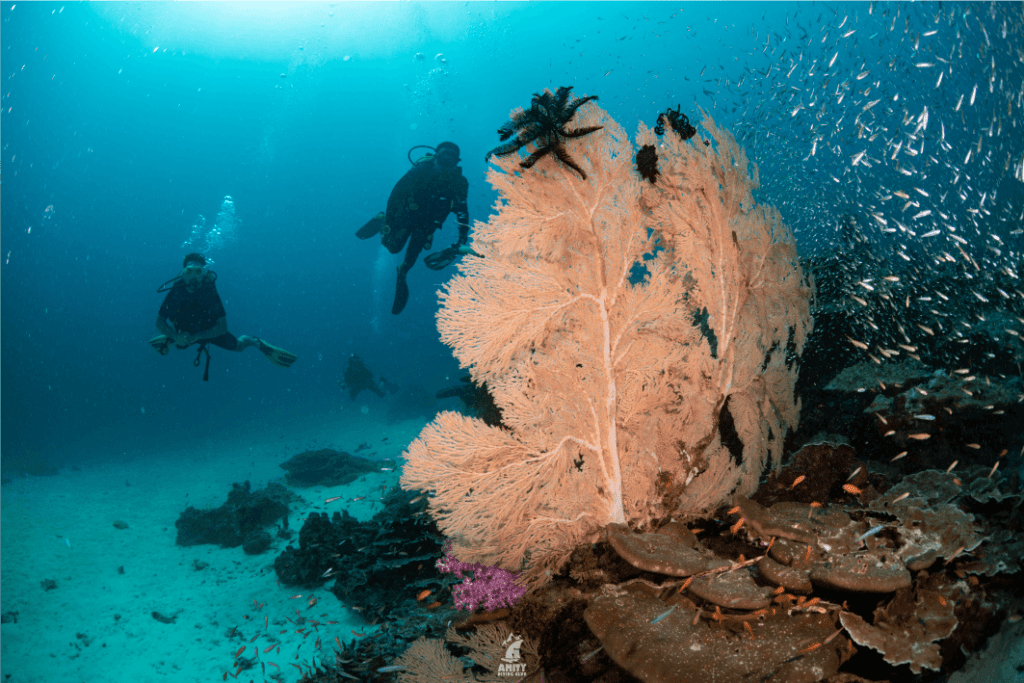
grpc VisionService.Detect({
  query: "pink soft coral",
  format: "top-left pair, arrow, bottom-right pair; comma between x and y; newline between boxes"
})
437,547 -> 526,611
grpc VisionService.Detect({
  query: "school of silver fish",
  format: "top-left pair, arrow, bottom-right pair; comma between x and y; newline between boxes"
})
711,3 -> 1023,371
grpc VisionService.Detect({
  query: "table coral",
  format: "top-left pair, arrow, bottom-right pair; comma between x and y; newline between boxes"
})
584,582 -> 852,683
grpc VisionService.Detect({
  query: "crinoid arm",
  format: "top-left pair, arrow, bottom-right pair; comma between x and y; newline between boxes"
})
530,88 -> 559,109
485,137 -> 529,162
518,144 -> 554,169
550,85 -> 572,112
497,107 -> 540,140
562,93 -> 599,122
552,143 -> 587,180
562,125 -> 604,139
655,105 -> 697,140
496,122 -> 517,142
487,115 -> 544,161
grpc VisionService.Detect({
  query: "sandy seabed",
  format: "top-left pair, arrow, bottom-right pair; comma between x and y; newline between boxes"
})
1,409 -> 430,683
6,406 -> 1023,683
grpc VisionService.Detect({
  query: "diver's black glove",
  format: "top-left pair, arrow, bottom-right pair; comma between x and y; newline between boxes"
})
425,244 -> 462,271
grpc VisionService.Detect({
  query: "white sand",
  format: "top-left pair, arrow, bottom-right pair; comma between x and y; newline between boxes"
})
1,410 -> 431,683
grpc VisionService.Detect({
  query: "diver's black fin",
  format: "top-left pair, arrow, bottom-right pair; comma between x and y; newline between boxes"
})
392,270 -> 410,315
356,212 -> 386,239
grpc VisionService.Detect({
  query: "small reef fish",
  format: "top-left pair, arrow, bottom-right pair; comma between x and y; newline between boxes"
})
651,604 -> 677,624
856,525 -> 885,542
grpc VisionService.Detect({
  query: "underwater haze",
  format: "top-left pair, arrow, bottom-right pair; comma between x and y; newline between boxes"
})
2,2 -> 1024,682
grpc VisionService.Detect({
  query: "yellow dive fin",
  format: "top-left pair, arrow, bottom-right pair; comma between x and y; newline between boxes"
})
255,339 -> 297,368
148,334 -> 171,355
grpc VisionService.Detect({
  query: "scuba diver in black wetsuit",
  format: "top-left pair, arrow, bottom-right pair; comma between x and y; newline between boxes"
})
356,141 -> 478,315
149,253 -> 296,380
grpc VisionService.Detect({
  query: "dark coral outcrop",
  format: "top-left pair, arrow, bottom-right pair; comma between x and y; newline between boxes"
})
278,448 -> 378,488
174,481 -> 294,551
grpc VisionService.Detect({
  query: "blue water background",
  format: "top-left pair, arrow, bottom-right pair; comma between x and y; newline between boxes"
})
3,2 -> 1022,473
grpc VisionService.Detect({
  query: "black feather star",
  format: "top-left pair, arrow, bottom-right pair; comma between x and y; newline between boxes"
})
636,145 -> 659,184
654,105 -> 697,141
485,86 -> 602,180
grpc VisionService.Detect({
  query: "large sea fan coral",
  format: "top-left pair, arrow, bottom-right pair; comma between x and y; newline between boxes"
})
402,102 -> 812,586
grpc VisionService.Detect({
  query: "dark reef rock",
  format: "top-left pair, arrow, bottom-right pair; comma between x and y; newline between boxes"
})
242,529 -> 273,555
279,448 -> 378,488
174,481 -> 295,549
273,488 -> 462,681
275,489 -> 449,618
274,508 -> 367,586
795,359 -> 1024,481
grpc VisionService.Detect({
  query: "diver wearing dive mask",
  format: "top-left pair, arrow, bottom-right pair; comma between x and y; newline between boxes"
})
150,252 -> 297,379
181,261 -> 208,293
